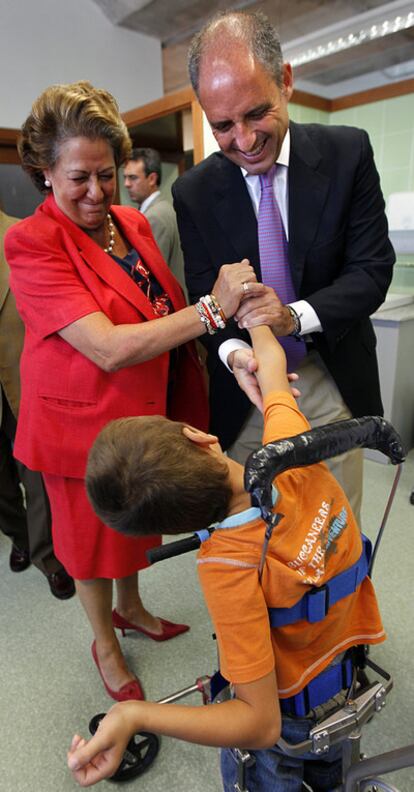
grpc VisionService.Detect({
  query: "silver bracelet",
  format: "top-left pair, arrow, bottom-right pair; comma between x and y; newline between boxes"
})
195,298 -> 217,335
195,295 -> 227,335
204,294 -> 226,330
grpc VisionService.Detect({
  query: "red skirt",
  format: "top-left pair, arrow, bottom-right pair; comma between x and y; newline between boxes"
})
43,473 -> 161,580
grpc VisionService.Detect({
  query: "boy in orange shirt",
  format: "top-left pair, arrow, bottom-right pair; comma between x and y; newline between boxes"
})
68,325 -> 385,791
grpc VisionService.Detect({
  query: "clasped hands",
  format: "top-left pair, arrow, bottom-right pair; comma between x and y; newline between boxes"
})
211,259 -> 293,335
213,259 -> 299,411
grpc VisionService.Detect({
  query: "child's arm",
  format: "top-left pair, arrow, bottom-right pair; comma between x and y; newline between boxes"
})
248,325 -> 291,399
68,671 -> 281,786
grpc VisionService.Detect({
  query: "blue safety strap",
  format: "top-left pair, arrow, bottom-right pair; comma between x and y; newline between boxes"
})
269,534 -> 372,627
280,656 -> 354,717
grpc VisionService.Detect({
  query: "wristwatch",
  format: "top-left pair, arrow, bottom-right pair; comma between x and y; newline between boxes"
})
286,305 -> 302,338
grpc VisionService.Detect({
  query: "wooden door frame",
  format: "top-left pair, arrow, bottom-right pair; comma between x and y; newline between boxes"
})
122,87 -> 204,164
0,128 -> 20,164
121,78 -> 414,162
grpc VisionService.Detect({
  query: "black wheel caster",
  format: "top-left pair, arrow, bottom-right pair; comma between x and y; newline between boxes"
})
89,713 -> 160,782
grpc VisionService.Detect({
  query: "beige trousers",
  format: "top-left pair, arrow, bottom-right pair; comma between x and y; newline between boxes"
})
227,350 -> 363,527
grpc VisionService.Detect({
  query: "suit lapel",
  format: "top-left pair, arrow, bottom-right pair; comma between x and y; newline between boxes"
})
288,122 -> 331,292
111,206 -> 186,311
212,156 -> 260,276
208,139 -> 331,290
79,233 -> 157,321
143,194 -> 161,213
40,196 -> 185,319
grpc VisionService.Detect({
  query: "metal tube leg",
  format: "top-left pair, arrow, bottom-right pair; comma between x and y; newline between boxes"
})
342,729 -> 362,789
234,749 -> 255,792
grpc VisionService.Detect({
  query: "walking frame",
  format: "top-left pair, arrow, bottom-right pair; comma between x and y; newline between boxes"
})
89,415 -> 413,791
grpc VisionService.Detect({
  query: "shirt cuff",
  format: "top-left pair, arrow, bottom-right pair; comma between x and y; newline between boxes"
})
289,300 -> 322,334
218,339 -> 252,372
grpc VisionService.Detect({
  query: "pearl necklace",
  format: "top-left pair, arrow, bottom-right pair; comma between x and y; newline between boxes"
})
103,214 -> 116,254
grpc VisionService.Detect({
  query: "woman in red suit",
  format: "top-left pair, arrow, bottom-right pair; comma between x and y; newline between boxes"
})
5,81 -> 260,702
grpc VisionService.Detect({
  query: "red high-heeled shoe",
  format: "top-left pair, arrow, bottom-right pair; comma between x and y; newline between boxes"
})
112,609 -> 190,642
91,640 -> 145,701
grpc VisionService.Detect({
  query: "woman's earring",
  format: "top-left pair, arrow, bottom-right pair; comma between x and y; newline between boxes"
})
44,179 -> 51,188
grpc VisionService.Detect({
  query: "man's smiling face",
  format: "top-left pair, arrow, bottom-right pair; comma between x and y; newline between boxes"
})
198,49 -> 292,175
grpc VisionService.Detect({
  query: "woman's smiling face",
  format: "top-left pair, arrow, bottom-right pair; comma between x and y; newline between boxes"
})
43,136 -> 117,230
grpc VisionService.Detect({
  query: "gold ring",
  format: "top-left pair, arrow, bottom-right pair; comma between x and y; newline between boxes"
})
242,281 -> 249,294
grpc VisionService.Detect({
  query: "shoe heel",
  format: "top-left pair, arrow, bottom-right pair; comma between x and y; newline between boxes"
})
121,627 -> 126,637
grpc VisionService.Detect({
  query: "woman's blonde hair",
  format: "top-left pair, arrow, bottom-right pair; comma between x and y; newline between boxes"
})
18,80 -> 132,192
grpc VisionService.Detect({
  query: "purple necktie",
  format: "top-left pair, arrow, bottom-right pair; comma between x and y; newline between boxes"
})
258,165 -> 306,370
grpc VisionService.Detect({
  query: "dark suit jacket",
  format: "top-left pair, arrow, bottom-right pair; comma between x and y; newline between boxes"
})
172,122 -> 395,449
5,195 -> 208,477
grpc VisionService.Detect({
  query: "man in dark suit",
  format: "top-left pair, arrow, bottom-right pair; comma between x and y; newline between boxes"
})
172,10 -> 395,522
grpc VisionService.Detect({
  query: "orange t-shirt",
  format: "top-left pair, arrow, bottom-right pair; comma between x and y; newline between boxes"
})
197,391 -> 385,698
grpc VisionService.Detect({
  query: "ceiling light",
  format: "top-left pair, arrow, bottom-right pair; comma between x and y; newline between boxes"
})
284,2 -> 414,68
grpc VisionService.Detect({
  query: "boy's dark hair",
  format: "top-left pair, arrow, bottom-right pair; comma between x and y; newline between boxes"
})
86,415 -> 232,537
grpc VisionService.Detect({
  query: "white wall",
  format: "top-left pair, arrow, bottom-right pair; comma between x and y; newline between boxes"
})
1,0 -> 163,128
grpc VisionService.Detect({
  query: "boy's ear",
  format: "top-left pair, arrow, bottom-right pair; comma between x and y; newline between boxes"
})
182,426 -> 219,448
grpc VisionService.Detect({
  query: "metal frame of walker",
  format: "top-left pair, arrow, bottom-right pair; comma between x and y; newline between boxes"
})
89,415 -> 413,791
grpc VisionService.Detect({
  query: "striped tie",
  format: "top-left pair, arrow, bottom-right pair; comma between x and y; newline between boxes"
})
258,165 -> 306,370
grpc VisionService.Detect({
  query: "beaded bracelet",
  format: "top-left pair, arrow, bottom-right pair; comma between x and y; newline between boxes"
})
209,293 -> 227,327
195,299 -> 216,334
203,294 -> 226,330
195,294 -> 227,335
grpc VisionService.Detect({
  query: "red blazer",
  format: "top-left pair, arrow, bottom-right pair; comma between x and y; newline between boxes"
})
5,195 -> 208,478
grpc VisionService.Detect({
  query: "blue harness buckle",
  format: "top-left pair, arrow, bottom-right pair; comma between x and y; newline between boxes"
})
306,583 -> 330,623
268,534 -> 372,629
280,655 -> 354,717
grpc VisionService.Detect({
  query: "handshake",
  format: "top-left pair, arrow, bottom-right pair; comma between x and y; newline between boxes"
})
210,259 -> 300,412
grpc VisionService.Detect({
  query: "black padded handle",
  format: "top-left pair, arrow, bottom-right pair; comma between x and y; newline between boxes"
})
148,417 -> 405,564
244,415 -> 405,512
147,534 -> 203,565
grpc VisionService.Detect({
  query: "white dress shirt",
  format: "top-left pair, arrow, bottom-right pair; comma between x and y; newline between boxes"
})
219,128 -> 321,370
140,190 -> 160,214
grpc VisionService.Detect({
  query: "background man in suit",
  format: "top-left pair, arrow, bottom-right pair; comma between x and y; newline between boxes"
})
0,209 -> 74,599
124,148 -> 186,294
172,10 -> 395,522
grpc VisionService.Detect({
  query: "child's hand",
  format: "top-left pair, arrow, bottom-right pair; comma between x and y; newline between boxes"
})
67,703 -> 136,786
229,347 -> 263,412
288,372 -> 301,399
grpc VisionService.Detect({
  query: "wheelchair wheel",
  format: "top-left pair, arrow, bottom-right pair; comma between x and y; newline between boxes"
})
89,713 -> 160,782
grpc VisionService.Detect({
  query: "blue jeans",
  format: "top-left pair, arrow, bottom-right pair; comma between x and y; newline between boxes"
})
220,715 -> 343,792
